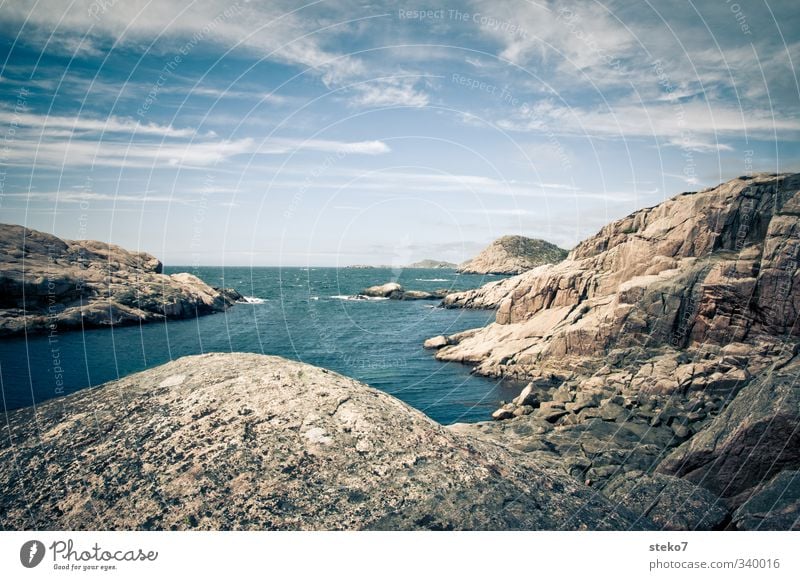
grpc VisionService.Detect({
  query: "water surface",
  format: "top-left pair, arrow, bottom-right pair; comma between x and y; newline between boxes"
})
0,267 -> 521,424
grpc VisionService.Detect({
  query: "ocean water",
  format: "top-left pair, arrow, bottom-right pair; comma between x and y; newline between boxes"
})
0,267 -> 523,424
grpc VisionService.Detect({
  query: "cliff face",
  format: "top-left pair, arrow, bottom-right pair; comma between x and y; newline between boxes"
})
0,353 -> 646,531
437,174 -> 800,376
0,224 -> 241,337
430,174 -> 800,528
458,235 -> 568,275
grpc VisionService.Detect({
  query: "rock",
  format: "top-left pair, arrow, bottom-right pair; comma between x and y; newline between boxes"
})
599,402 -> 628,423
400,289 -> 448,300
731,470 -> 800,530
422,174 -> 800,529
657,356 -> 800,500
566,391 -> 602,413
0,224 -> 241,337
0,353 -> 647,531
491,408 -> 515,421
671,423 -> 690,439
423,335 -> 450,349
361,282 -> 404,298
360,283 -> 446,301
603,471 -> 730,530
458,235 -> 568,275
535,402 -> 569,423
513,384 -> 539,407
431,174 -> 800,379
441,275 -> 530,309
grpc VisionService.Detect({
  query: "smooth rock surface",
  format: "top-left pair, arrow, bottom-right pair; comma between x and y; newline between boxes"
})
603,470 -> 729,530
0,353 -> 648,530
731,470 -> 800,530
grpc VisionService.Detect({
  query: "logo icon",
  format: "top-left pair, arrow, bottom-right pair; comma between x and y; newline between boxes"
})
20,540 -> 45,568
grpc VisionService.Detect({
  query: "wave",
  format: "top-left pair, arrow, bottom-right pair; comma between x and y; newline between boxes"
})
330,294 -> 389,302
238,296 -> 267,304
415,278 -> 449,282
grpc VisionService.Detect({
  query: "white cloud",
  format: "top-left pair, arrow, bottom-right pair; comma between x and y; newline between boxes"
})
664,137 -> 733,153
0,108 -> 200,138
348,78 -> 430,108
2,0 -> 368,91
495,99 -> 800,141
4,191 -> 188,204
0,108 -> 392,168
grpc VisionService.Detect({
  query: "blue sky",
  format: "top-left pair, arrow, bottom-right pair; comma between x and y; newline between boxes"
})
0,0 -> 798,266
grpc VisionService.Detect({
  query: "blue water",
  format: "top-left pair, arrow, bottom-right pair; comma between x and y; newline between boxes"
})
0,267 -> 522,424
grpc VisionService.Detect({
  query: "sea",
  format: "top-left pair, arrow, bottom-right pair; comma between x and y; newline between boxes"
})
0,267 -> 525,424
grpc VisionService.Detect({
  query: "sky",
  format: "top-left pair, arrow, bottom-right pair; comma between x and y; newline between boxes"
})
0,0 -> 798,266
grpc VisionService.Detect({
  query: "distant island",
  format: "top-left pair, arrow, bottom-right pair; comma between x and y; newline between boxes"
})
405,259 -> 458,269
345,259 -> 457,269
458,235 -> 569,275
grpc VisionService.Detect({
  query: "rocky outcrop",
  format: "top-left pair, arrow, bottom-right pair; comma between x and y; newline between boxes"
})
442,271 -> 536,309
656,355 -> 800,500
603,470 -> 730,530
361,282 -> 447,301
406,259 -> 457,269
730,470 -> 800,530
458,235 -> 568,275
0,353 -> 647,531
430,173 -> 800,529
434,174 -> 800,377
0,224 -> 241,337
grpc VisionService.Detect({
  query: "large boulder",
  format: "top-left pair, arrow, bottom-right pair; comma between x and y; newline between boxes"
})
0,224 -> 241,336
361,282 -> 404,298
0,353 -> 648,531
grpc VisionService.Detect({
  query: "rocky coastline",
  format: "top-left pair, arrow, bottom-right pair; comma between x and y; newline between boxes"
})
0,224 -> 242,337
2,174 -> 797,530
427,173 -> 800,529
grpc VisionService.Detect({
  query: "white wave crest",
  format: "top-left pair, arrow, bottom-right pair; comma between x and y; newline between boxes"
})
239,296 -> 267,304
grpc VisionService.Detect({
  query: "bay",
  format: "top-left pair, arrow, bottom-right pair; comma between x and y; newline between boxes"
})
0,267 -> 522,424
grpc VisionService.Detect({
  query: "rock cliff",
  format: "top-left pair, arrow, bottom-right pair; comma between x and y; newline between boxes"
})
431,173 -> 800,529
0,353 -> 646,530
458,235 -> 568,275
0,224 -> 241,337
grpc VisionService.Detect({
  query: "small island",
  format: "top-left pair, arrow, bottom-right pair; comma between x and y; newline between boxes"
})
458,235 -> 568,275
